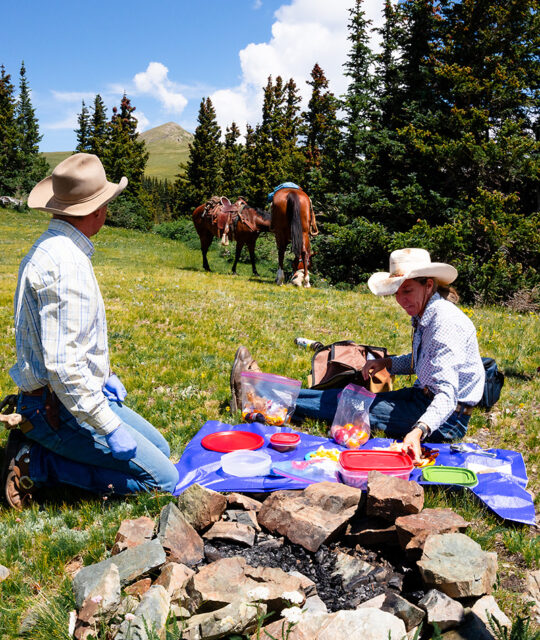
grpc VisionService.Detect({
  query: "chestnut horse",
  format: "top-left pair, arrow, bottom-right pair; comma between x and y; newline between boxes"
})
271,187 -> 318,287
192,200 -> 271,276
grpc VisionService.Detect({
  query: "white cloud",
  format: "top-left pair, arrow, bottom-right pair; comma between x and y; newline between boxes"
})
44,113 -> 79,130
133,62 -> 188,114
51,90 -> 96,103
134,110 -> 150,132
210,0 -> 384,135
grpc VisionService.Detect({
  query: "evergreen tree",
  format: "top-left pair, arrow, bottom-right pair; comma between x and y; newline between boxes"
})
14,61 -> 47,194
89,94 -> 108,159
249,76 -> 278,206
102,93 -> 148,197
0,65 -> 21,196
175,96 -> 222,213
221,122 -> 246,198
75,100 -> 91,153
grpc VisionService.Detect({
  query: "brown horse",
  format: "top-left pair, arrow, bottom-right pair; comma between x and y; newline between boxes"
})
271,187 -> 318,287
192,198 -> 271,276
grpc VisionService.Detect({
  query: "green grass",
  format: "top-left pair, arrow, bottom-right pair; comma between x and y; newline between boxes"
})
0,208 -> 538,638
42,151 -> 71,172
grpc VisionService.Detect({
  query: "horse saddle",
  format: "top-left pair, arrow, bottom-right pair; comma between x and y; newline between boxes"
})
204,196 -> 250,244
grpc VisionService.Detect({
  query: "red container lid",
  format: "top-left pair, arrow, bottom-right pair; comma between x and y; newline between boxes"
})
339,450 -> 413,471
270,433 -> 301,446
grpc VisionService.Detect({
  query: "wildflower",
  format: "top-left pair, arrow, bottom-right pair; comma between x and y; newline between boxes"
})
247,586 -> 270,601
282,606 -> 303,624
108,484 -> 114,490
68,610 -> 77,636
91,595 -> 103,604
282,591 -> 303,605
15,517 -> 21,523
103,496 -> 108,501
125,613 -> 136,621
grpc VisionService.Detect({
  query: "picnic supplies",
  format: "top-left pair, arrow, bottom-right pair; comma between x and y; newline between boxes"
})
310,340 -> 392,393
241,371 -> 302,426
201,431 -> 264,452
305,446 -> 341,462
330,384 -> 375,449
422,465 -> 479,488
221,450 -> 272,477
295,337 -> 323,351
269,432 -> 300,452
272,457 -> 340,484
479,357 -> 505,409
338,449 -> 413,489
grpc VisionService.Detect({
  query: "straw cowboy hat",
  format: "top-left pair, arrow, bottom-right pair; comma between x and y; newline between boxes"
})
368,248 -> 457,296
28,153 -> 127,216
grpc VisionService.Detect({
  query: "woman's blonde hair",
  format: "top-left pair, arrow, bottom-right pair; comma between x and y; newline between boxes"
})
414,277 -> 460,304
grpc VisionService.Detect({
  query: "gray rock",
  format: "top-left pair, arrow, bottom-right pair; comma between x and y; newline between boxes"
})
366,470 -> 424,521
381,592 -> 425,632
227,492 -> 263,511
304,595 -> 328,615
177,483 -> 227,531
470,596 -> 511,633
158,502 -> 204,566
182,600 -> 265,640
115,585 -> 170,640
203,520 -> 256,546
331,550 -> 378,590
288,570 -> 317,597
257,482 -> 361,552
226,509 -> 261,530
419,588 -> 464,631
0,565 -> 9,582
111,516 -> 155,555
72,562 -> 121,611
259,608 -> 407,639
343,516 -> 399,547
18,608 -> 40,635
72,539 -> 165,608
356,594 -> 387,610
153,562 -> 194,603
396,508 -> 469,557
418,533 -> 498,598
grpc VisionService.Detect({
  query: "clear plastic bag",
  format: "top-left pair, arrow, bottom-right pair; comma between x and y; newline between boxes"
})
330,383 -> 375,449
241,371 -> 302,426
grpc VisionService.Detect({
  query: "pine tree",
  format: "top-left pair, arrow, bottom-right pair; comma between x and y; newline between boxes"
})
75,100 -> 91,153
89,94 -> 108,159
102,93 -> 148,197
175,97 -> 222,212
0,65 -> 21,196
221,122 -> 246,198
14,61 -> 47,194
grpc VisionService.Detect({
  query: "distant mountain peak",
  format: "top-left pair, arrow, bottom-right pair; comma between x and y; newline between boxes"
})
139,122 -> 193,145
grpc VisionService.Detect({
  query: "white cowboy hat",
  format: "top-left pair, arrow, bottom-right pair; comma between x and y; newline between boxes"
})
28,153 -> 127,216
368,248 -> 457,296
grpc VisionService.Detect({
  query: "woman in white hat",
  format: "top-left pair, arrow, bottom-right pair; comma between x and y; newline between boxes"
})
361,248 -> 485,462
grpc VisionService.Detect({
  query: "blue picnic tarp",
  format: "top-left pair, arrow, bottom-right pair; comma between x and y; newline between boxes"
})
173,421 -> 536,526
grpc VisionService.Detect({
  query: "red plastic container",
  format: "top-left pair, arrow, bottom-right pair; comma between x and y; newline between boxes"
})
269,432 -> 301,452
339,450 -> 413,488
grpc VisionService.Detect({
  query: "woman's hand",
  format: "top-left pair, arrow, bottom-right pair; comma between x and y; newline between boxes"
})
361,357 -> 391,381
403,428 -> 423,464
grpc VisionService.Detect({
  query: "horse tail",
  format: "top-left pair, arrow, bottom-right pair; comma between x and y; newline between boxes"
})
287,191 -> 303,256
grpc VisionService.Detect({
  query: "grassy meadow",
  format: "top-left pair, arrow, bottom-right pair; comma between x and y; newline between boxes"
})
0,207 -> 538,638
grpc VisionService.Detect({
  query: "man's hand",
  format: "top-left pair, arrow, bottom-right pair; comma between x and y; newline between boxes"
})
361,357 -> 391,381
105,426 -> 137,460
403,428 -> 423,464
103,374 -> 127,404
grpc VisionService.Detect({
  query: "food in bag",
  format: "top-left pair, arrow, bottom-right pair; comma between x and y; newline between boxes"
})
241,371 -> 302,426
330,383 -> 376,449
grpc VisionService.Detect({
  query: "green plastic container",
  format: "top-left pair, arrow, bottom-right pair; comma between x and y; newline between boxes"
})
422,465 -> 478,488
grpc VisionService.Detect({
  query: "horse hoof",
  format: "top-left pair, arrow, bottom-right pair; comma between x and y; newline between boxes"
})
291,269 -> 304,287
276,268 -> 285,285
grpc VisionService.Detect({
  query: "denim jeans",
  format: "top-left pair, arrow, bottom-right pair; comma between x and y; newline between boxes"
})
293,386 -> 469,441
17,391 -> 179,495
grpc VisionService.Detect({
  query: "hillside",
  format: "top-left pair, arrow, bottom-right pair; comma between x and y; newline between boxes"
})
41,121 -> 193,182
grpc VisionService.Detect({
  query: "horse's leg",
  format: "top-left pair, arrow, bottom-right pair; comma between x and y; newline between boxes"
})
247,237 -> 259,276
276,242 -> 286,285
303,250 -> 311,288
201,231 -> 213,272
232,239 -> 243,274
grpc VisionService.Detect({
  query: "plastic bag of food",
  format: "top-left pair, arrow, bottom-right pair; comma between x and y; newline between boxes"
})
241,371 -> 302,426
330,383 -> 375,449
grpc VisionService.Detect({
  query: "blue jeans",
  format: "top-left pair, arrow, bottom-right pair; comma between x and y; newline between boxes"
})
17,391 -> 179,495
293,386 -> 469,441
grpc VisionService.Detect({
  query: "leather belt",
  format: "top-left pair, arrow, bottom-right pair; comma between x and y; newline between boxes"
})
20,386 -> 48,397
423,387 -> 474,415
19,386 -> 60,429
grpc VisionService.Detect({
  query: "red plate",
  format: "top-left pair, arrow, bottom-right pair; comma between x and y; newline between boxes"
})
201,431 -> 264,453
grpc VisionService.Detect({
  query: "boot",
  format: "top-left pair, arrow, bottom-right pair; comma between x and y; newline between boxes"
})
3,429 -> 34,510
230,346 -> 260,413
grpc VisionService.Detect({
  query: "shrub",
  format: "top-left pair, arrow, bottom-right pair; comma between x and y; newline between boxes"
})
107,195 -> 153,231
153,216 -> 201,249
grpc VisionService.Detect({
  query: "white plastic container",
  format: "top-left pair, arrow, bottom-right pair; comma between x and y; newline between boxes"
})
221,450 -> 272,477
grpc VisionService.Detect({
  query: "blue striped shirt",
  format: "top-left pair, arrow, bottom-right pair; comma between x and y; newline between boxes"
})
10,219 -> 121,435
390,293 -> 485,433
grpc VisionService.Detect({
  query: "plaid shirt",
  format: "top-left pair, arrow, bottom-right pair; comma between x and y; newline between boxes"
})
390,293 -> 485,433
10,219 -> 121,435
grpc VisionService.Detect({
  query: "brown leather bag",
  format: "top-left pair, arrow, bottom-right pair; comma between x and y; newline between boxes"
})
310,340 -> 393,393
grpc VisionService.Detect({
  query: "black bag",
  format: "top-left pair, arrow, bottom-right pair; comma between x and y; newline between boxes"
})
310,340 -> 392,392
479,357 -> 505,409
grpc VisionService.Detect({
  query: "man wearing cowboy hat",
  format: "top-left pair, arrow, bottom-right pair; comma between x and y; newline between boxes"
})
3,153 -> 179,509
230,248 -> 485,463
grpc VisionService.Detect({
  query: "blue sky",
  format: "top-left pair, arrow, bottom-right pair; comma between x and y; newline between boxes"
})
2,0 -> 384,151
